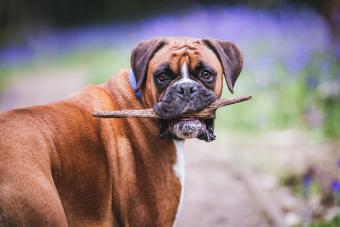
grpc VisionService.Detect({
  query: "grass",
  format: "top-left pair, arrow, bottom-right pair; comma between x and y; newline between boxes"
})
0,47 -> 130,92
309,214 -> 340,227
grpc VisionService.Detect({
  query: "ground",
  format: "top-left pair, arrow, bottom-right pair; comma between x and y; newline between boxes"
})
176,139 -> 273,227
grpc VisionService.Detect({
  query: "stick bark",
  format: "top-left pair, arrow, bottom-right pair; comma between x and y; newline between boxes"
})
92,95 -> 252,119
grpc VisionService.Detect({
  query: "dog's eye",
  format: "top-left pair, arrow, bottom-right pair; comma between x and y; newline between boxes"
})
200,70 -> 214,82
158,73 -> 170,82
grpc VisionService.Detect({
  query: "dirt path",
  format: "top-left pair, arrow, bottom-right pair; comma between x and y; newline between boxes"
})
176,139 -> 273,227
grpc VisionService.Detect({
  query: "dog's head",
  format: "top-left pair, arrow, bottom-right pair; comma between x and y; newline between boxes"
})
131,37 -> 243,142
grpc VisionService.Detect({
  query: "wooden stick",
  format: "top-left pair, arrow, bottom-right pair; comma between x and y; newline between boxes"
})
92,95 -> 252,119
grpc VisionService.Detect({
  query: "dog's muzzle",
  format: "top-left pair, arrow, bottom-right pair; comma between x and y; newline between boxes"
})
153,80 -> 216,119
153,80 -> 217,142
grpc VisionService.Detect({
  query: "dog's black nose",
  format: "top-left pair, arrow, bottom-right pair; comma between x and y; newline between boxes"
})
177,82 -> 198,98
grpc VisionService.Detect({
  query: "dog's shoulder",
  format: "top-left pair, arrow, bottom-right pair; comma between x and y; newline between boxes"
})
67,69 -> 133,111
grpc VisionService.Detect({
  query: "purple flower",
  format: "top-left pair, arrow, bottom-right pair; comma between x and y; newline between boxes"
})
302,171 -> 314,199
303,174 -> 313,188
330,179 -> 340,193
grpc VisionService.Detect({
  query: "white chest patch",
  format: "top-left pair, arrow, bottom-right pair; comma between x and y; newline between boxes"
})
173,140 -> 185,221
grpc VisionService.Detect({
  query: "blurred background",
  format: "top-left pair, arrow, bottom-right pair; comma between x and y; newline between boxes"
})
0,0 -> 339,226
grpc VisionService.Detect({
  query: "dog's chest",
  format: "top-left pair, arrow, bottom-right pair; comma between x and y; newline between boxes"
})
173,140 -> 185,187
173,140 -> 185,219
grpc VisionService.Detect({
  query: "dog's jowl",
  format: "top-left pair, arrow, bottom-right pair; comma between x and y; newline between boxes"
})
0,37 -> 243,226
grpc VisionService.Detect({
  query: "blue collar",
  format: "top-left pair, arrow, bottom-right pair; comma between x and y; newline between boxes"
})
129,69 -> 142,98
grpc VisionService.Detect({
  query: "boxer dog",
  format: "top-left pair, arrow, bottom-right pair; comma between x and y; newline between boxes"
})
0,37 -> 243,226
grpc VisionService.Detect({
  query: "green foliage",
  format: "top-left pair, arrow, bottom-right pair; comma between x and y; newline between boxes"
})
0,68 -> 10,91
309,214 -> 340,227
0,47 -> 130,92
280,175 -> 322,196
321,98 -> 340,138
52,48 -> 130,84
215,71 -> 310,132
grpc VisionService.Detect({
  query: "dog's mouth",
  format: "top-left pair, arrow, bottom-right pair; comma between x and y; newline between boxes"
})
158,117 -> 216,142
169,117 -> 204,139
153,80 -> 217,142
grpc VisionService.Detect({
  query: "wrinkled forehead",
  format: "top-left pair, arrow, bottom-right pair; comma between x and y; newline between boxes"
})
149,39 -> 222,73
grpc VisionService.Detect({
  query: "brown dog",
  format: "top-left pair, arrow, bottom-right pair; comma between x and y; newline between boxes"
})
0,37 -> 243,226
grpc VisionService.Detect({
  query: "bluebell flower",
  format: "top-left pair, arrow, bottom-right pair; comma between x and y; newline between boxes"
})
331,179 -> 340,193
302,170 -> 314,199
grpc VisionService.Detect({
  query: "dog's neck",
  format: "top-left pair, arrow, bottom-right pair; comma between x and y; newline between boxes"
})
131,68 -> 187,222
101,70 -> 183,226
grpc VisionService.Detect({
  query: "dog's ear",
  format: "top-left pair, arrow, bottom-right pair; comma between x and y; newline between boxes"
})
131,38 -> 167,91
202,38 -> 243,93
